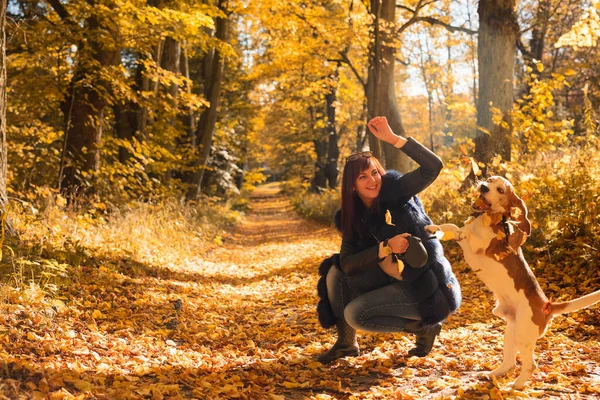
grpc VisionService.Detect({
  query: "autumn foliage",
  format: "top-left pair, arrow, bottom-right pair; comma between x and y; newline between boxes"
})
1,0 -> 600,398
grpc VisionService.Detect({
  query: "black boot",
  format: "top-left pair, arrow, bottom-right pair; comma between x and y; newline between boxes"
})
404,321 -> 442,357
317,319 -> 359,363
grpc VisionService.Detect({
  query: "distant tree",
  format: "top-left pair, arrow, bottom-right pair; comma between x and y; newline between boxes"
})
48,0 -> 121,196
188,0 -> 229,199
0,0 -> 7,208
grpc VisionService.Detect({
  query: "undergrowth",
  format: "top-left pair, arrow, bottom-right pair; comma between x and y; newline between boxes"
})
0,194 -> 244,298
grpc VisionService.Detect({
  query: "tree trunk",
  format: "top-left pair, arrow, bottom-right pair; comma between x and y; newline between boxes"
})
188,0 -> 228,199
377,0 -> 410,172
366,0 -> 383,161
474,0 -> 518,166
162,37 -> 181,184
365,0 -> 409,172
163,37 -> 181,119
182,41 -> 196,140
114,101 -> 137,163
325,85 -> 339,189
0,0 -> 7,207
137,39 -> 164,138
58,10 -> 121,196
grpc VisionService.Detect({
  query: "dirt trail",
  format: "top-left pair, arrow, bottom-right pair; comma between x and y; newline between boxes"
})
1,183 -> 598,399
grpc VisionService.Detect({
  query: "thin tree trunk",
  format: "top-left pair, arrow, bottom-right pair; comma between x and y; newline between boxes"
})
474,0 -> 517,166
138,39 -> 164,138
311,103 -> 327,192
418,37 -> 434,152
183,41 -> 196,142
0,0 -> 7,206
465,1 -> 478,107
188,0 -> 228,199
366,0 -> 382,161
324,73 -> 340,189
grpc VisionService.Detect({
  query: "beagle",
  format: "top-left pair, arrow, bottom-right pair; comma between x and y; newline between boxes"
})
425,176 -> 600,389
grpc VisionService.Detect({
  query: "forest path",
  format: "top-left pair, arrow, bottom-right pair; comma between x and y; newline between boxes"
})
1,183 -> 598,399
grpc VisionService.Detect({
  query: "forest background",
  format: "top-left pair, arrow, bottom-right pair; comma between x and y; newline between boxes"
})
0,0 -> 599,398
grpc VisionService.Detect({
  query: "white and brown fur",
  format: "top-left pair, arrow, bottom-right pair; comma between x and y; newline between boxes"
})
425,176 -> 600,389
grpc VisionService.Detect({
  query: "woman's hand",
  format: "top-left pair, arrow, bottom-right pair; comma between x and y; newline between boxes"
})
367,116 -> 407,147
388,233 -> 410,254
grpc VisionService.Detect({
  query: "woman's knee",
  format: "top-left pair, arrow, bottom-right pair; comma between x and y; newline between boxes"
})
343,298 -> 366,330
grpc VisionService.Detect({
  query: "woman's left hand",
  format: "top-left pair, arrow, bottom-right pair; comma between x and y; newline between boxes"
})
388,233 -> 410,254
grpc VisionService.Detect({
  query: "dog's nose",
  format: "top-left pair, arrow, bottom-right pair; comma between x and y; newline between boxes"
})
480,184 -> 490,193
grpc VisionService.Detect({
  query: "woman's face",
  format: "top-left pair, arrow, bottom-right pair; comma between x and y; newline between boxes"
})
354,161 -> 382,207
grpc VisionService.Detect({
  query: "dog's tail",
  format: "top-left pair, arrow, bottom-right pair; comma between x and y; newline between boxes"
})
547,290 -> 600,317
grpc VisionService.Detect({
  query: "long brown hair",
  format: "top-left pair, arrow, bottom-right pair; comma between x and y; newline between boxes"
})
340,155 -> 386,240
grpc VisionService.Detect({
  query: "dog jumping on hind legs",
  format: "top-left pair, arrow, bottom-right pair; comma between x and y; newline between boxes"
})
425,176 -> 600,389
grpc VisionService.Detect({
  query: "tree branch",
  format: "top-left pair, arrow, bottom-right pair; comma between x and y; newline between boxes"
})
396,5 -> 416,14
46,0 -> 71,20
336,50 -> 366,89
412,16 -> 477,35
516,37 -> 533,60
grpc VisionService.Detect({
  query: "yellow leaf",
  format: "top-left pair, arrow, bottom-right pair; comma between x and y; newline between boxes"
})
510,207 -> 523,220
536,62 -> 544,73
470,157 -> 481,176
442,231 -> 456,241
385,209 -> 395,226
71,379 -> 94,392
92,310 -> 104,319
397,259 -> 404,275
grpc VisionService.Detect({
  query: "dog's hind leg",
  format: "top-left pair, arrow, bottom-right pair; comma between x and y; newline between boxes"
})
488,319 -> 517,379
512,329 -> 538,390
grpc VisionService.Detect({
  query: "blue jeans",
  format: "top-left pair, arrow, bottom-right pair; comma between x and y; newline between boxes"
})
326,264 -> 422,333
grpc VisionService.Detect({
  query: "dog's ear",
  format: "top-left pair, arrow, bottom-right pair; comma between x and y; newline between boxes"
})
507,222 -> 528,250
508,193 -> 531,236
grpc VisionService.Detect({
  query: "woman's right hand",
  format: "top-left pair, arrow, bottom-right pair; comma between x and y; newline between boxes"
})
388,233 -> 410,254
367,116 -> 406,147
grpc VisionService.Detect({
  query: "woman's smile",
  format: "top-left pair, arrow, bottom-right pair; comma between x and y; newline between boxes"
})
354,162 -> 382,207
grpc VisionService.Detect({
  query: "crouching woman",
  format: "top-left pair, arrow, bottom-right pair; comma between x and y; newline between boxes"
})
317,116 -> 461,363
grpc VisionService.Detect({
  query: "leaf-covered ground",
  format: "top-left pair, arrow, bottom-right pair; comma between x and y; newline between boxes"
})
1,183 -> 599,399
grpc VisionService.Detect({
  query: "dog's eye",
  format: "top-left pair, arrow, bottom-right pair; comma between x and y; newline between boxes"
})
497,188 -> 504,194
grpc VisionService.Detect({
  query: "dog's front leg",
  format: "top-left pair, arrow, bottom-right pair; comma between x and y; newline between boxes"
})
425,224 -> 464,241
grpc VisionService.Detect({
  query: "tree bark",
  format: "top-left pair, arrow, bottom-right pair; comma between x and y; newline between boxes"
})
365,0 -> 410,172
57,4 -> 121,195
474,0 -> 518,166
0,0 -> 7,206
182,41 -> 196,140
325,86 -> 339,189
163,37 -> 181,118
377,0 -> 410,172
188,0 -> 228,199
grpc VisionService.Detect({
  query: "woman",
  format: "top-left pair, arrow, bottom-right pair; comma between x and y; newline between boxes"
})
318,116 -> 461,363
